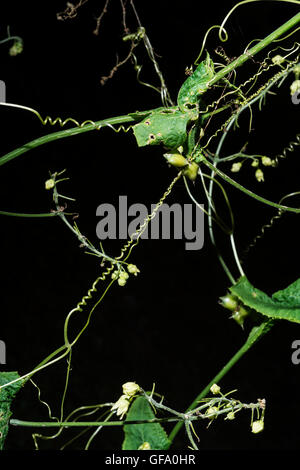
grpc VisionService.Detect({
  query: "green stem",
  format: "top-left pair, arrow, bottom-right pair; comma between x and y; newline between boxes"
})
1,14 -> 299,169
168,319 -> 273,444
0,210 -> 59,217
208,11 -> 300,87
203,158 -> 300,213
10,417 -> 186,428
0,115 -> 136,167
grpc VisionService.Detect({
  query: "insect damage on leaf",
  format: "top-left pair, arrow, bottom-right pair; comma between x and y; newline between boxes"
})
177,52 -> 214,112
132,106 -> 198,149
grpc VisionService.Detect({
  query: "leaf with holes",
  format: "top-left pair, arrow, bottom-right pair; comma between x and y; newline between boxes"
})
177,52 -> 214,112
132,106 -> 198,149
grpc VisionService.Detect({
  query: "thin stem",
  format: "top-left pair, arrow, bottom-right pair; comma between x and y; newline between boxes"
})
230,233 -> 245,278
0,210 -> 60,218
168,319 -> 273,444
203,158 -> 300,213
0,114 -> 136,167
10,417 -> 185,428
208,11 -> 300,88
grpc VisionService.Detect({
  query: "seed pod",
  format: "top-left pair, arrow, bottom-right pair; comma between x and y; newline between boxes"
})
230,305 -> 249,329
164,152 -> 188,168
219,294 -> 238,311
183,162 -> 199,181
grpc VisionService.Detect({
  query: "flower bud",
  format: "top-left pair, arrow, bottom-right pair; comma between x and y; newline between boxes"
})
118,277 -> 127,286
9,40 -> 23,56
122,382 -> 140,397
45,178 -> 55,190
138,442 -> 151,450
205,406 -> 218,418
231,162 -> 242,173
210,384 -> 221,395
119,271 -> 129,280
261,156 -> 272,166
226,411 -> 235,420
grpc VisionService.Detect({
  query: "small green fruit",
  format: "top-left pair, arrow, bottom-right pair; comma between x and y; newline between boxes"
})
164,152 -> 188,168
183,162 -> 199,181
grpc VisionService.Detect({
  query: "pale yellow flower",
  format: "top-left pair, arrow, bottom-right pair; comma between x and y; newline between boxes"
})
251,420 -> 264,434
138,442 -> 151,450
231,162 -> 242,173
255,169 -> 264,182
127,264 -> 140,276
122,382 -> 140,397
261,156 -> 272,167
210,384 -> 221,395
45,179 -> 55,190
111,395 -> 130,419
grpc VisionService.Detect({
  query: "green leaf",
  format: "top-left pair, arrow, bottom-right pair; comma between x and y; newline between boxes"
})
0,371 -> 24,450
132,106 -> 198,149
230,276 -> 300,323
122,396 -> 170,450
177,52 -> 214,112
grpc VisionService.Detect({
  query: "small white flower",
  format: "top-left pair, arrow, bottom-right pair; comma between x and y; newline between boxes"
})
122,382 -> 140,397
111,395 -> 130,419
127,264 -> 140,276
251,419 -> 264,434
205,406 -> 218,418
210,384 -> 221,395
255,169 -> 264,182
261,156 -> 272,167
251,159 -> 259,167
119,271 -> 129,280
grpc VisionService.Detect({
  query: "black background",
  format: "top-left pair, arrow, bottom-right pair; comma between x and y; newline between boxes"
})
0,0 -> 300,452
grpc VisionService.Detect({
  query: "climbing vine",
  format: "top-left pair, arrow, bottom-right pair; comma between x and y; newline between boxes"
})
0,0 -> 300,451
